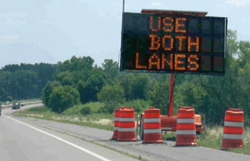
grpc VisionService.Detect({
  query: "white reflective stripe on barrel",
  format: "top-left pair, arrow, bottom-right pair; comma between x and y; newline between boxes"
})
224,121 -> 244,127
144,118 -> 161,123
176,130 -> 196,135
144,129 -> 161,134
114,117 -> 119,121
118,128 -> 135,132
119,118 -> 135,122
161,127 -> 172,130
223,134 -> 244,140
114,127 -> 119,130
177,119 -> 195,124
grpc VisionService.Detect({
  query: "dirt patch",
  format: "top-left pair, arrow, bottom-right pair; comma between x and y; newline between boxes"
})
28,114 -> 44,118
94,119 -> 112,125
51,116 -> 63,120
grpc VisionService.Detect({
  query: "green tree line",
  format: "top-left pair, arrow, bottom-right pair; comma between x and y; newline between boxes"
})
0,63 -> 57,101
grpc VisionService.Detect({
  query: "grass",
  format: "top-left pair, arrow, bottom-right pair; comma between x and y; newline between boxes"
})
198,126 -> 250,154
13,102 -> 114,131
63,102 -> 104,115
13,101 -> 250,156
196,126 -> 223,149
162,131 -> 176,141
13,101 -> 144,131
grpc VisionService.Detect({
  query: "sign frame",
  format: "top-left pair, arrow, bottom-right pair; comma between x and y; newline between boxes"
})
119,10 -> 228,76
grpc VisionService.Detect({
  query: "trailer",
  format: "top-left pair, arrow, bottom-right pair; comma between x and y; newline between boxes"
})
139,73 -> 204,140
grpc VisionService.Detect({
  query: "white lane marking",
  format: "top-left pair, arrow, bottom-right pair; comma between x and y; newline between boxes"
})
5,116 -> 111,161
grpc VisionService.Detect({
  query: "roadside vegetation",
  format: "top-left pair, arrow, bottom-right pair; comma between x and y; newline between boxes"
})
13,100 -> 151,130
13,103 -> 114,130
197,126 -> 250,154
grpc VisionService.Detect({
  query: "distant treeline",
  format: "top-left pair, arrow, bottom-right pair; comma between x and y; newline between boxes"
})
0,63 -> 58,101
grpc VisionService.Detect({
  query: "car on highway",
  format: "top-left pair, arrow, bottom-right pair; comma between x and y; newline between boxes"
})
12,102 -> 21,110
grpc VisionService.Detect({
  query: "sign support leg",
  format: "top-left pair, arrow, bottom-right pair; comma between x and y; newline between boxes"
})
168,73 -> 174,117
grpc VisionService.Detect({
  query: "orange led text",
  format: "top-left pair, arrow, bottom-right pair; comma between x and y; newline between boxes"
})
135,52 -> 200,71
149,16 -> 187,33
149,34 -> 200,52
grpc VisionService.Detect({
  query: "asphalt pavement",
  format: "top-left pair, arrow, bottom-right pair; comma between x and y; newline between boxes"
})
0,103 -> 139,161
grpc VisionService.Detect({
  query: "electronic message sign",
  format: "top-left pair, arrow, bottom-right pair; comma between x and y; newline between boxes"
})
120,12 -> 228,75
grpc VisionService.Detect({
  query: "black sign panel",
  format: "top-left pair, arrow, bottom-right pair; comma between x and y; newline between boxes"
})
120,12 -> 228,75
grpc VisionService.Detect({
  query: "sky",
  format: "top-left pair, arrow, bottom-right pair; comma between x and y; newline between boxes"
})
0,0 -> 250,68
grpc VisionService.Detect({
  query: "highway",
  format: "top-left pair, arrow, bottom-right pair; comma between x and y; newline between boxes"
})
0,103 -> 139,161
1,103 -> 250,161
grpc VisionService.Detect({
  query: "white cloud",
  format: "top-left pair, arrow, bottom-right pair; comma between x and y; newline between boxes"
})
0,13 -> 27,18
152,2 -> 161,6
225,0 -> 250,6
0,35 -> 20,43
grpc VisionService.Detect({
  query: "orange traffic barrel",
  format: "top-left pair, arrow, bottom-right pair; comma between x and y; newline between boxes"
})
176,106 -> 197,146
221,108 -> 244,150
117,107 -> 136,141
143,107 -> 164,143
111,108 -> 120,140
